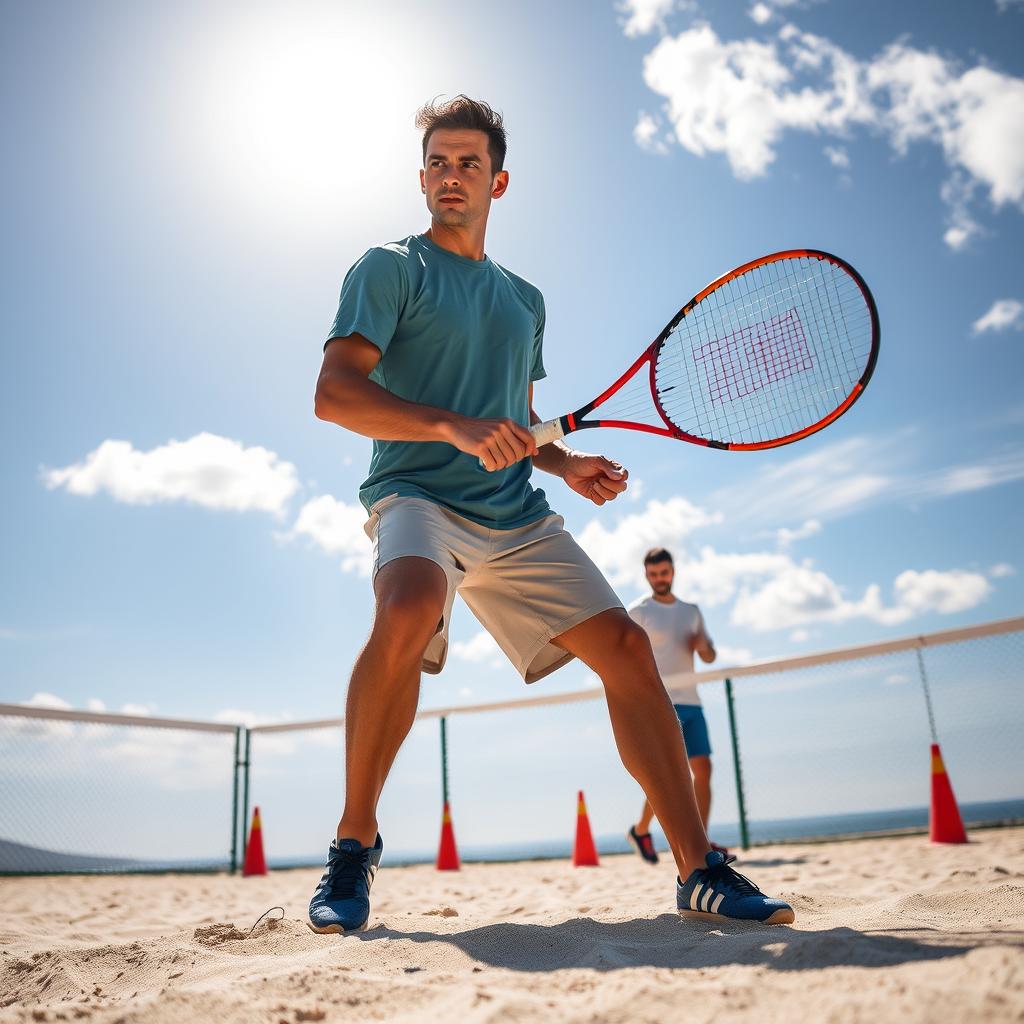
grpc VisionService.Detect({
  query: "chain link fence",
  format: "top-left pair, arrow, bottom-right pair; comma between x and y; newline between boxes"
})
2,617 -> 1021,873
245,616 -> 1024,862
0,707 -> 240,874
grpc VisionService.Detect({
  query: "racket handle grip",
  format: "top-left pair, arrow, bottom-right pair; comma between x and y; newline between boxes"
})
478,417 -> 567,470
530,417 -> 566,447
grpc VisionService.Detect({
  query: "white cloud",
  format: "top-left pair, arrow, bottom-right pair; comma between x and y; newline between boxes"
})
890,569 -> 992,618
24,692 -> 72,711
823,144 -> 849,168
749,0 -> 803,23
634,112 -> 669,154
634,22 -> 1024,242
676,545 -> 793,607
581,499 -> 991,636
941,174 -> 982,250
990,562 -> 1016,578
732,563 -> 857,630
713,435 -> 1024,529
919,449 -> 1024,497
43,433 -> 299,517
710,643 -> 754,665
640,23 -> 872,180
119,703 -> 154,717
11,694 -> 76,740
712,436 -> 891,527
775,518 -> 821,548
732,564 -> 991,632
869,49 -> 1024,207
287,494 -> 371,575
450,630 -> 503,665
943,225 -> 972,249
619,0 -> 679,37
611,515 -> 996,633
972,298 -> 1024,335
578,496 -> 722,587
9,694 -> 74,739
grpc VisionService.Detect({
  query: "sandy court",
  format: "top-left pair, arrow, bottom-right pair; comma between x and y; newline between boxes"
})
1,827 -> 1022,1023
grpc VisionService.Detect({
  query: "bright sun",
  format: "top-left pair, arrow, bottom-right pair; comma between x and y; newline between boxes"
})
191,6 -> 430,225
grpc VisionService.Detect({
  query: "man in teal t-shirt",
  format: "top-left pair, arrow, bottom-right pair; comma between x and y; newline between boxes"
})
308,95 -> 795,934
328,233 -> 551,529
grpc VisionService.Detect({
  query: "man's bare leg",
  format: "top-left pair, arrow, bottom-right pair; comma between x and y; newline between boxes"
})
690,755 -> 712,828
636,752 -> 710,837
552,608 -> 710,879
636,798 -> 655,836
337,556 -> 448,846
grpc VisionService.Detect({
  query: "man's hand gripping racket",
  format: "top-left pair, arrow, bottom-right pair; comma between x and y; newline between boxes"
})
525,249 -> 879,457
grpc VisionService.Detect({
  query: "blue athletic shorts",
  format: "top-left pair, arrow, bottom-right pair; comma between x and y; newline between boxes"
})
674,704 -> 712,758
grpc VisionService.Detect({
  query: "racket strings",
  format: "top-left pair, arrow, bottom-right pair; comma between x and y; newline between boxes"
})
592,370 -> 672,427
654,256 -> 873,445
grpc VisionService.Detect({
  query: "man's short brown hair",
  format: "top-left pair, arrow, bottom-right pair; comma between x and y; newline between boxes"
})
643,547 -> 674,567
415,95 -> 507,174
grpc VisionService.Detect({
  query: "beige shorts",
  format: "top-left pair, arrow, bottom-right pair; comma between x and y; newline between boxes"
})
365,495 -> 623,683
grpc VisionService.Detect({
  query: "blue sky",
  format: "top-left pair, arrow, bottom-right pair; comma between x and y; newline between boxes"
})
2,0 -> 1022,859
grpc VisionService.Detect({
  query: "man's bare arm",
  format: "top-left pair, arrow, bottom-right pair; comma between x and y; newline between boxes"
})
314,334 -> 537,470
695,634 -> 716,664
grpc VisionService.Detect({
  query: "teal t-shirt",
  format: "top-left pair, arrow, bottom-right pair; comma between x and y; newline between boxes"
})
326,233 -> 553,529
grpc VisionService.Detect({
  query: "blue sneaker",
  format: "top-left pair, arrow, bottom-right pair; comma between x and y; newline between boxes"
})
677,850 -> 795,924
308,833 -> 383,933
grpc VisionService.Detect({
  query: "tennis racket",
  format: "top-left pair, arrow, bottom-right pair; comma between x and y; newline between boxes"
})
530,249 -> 879,452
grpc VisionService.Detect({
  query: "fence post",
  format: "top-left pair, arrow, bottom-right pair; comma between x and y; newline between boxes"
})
230,727 -> 242,873
240,729 -> 252,860
440,716 -> 449,806
915,648 -> 940,744
724,678 -> 750,850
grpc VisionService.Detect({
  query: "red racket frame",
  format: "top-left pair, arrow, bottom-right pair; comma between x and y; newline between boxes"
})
555,249 -> 880,452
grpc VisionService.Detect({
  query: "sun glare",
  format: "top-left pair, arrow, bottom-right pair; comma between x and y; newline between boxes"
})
191,7 -> 428,226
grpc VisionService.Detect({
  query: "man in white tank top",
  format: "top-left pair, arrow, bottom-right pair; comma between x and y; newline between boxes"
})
625,547 -> 719,865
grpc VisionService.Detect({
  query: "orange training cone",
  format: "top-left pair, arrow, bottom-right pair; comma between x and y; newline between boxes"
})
929,744 -> 967,844
242,806 -> 268,875
436,800 -> 460,870
572,790 -> 599,867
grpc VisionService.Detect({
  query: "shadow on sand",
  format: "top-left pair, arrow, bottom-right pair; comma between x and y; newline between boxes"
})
356,915 -> 1019,973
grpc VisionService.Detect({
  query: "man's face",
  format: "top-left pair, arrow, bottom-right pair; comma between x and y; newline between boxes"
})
645,560 -> 674,596
419,128 -> 508,227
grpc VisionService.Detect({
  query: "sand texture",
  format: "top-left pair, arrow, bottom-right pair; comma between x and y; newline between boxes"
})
2,827 -> 1022,1023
